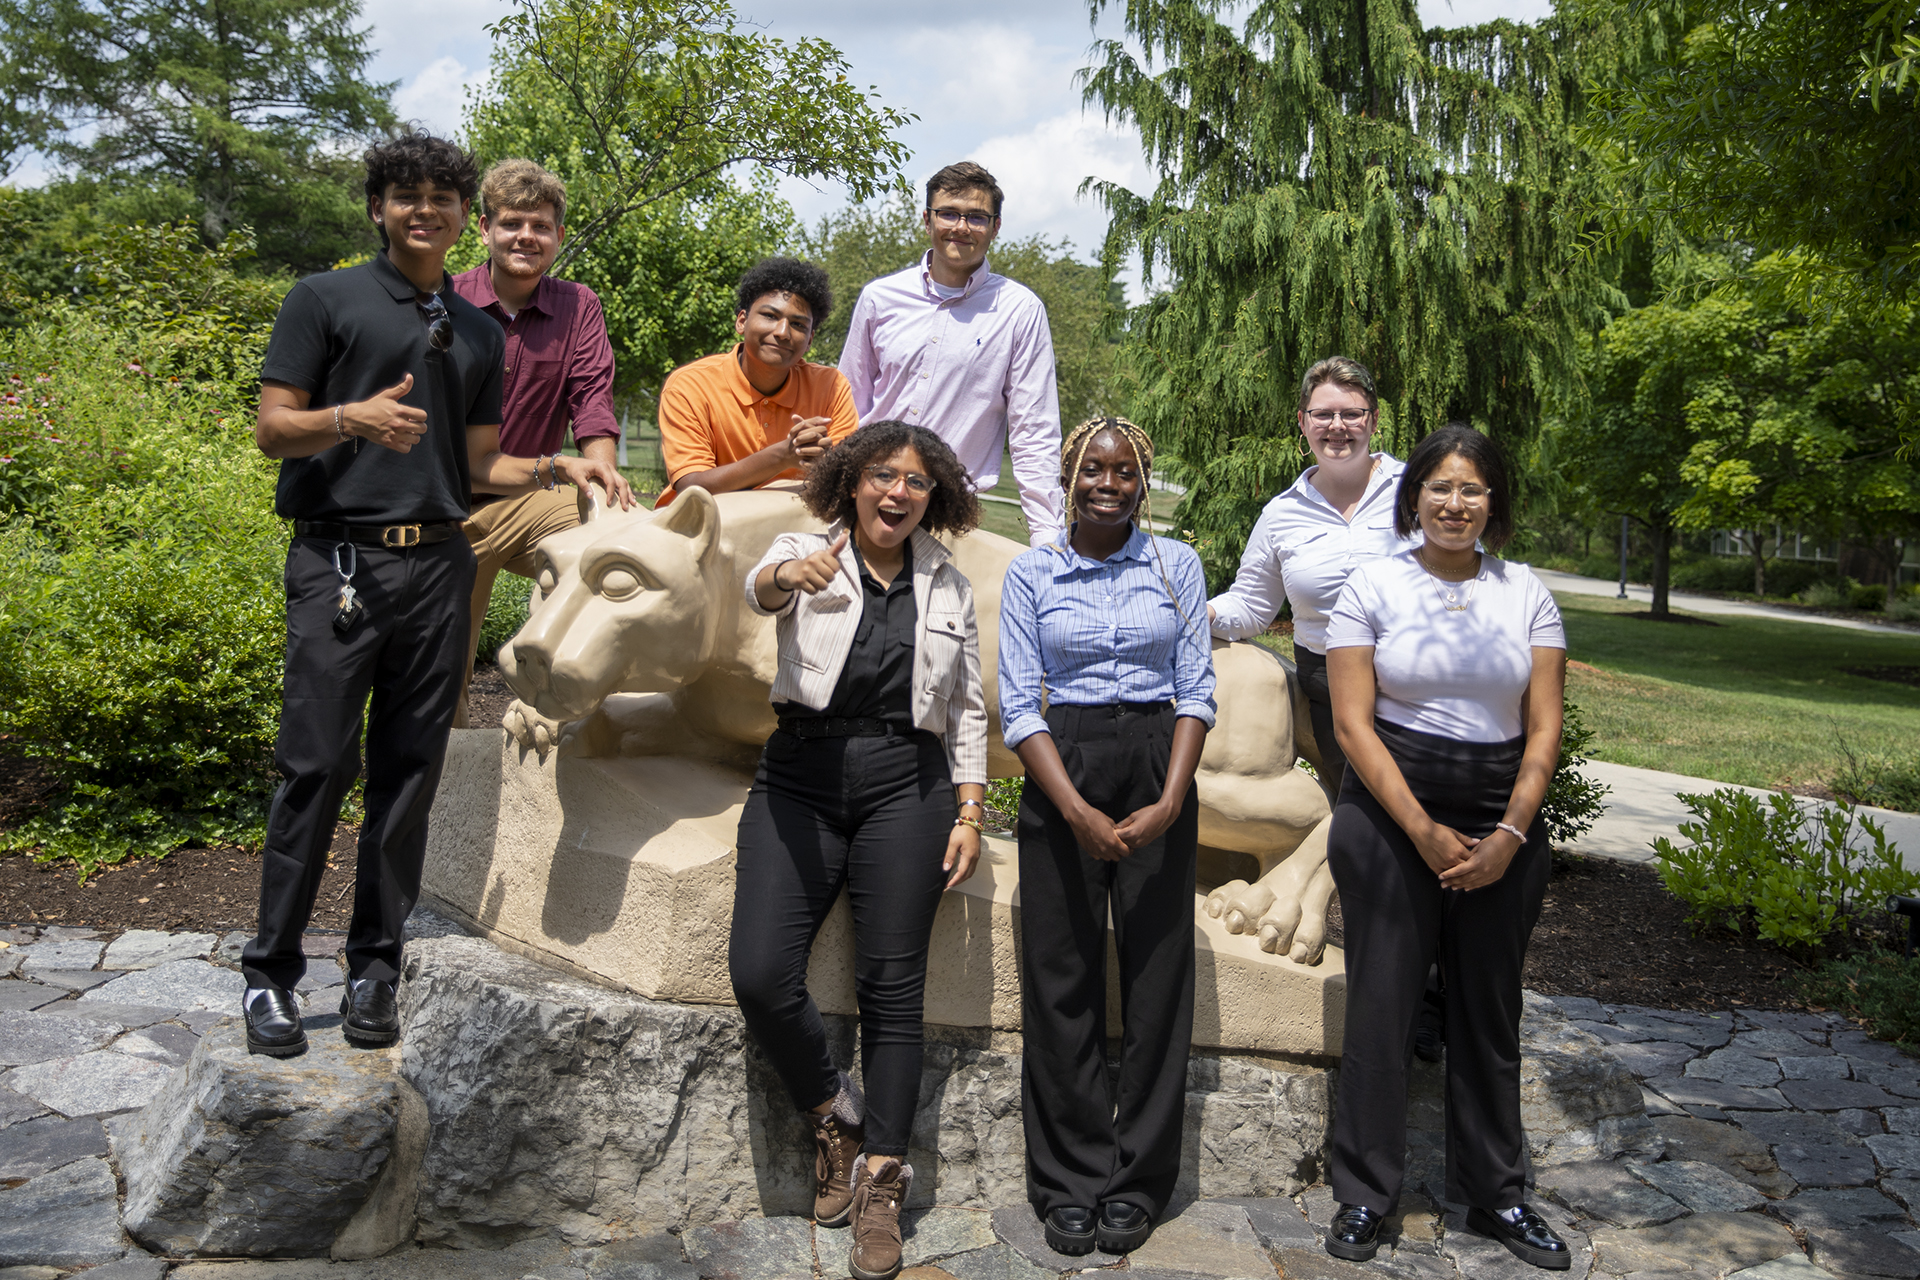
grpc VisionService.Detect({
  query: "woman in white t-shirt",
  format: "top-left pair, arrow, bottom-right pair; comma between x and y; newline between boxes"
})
1207,356 -> 1415,800
1318,425 -> 1571,1271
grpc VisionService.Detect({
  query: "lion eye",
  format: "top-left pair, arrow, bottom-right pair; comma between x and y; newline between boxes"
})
596,565 -> 644,600
535,559 -> 558,597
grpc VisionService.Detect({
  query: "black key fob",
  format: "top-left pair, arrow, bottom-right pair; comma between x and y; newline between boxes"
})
333,584 -> 365,634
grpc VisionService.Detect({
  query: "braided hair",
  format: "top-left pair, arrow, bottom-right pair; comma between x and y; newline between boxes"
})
1058,415 -> 1194,631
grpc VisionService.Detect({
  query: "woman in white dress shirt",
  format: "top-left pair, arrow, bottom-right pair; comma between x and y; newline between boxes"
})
1208,356 -> 1414,799
1319,424 -> 1571,1271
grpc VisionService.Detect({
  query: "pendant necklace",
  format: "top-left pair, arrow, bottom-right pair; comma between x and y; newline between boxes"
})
1417,548 -> 1481,612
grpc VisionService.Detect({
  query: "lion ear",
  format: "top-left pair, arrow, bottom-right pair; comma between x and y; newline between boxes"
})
656,485 -> 720,564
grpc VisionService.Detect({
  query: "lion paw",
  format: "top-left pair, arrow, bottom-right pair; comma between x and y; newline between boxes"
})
1204,880 -> 1278,935
1254,860 -> 1335,966
503,699 -> 579,760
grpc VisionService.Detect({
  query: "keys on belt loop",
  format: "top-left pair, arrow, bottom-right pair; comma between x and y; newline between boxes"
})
331,542 -> 366,635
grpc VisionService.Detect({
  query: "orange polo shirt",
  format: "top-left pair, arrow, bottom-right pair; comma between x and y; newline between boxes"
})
655,346 -> 859,507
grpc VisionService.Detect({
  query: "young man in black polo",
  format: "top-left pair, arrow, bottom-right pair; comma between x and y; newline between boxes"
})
243,133 -> 624,1056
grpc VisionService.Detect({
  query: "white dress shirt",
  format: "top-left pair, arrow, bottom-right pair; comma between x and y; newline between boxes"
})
839,252 -> 1065,547
1207,453 -> 1416,654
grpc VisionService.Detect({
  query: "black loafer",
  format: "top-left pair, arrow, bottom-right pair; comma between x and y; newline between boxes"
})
1043,1206 -> 1095,1256
1467,1205 -> 1571,1270
1095,1201 -> 1151,1254
1414,1019 -> 1445,1063
340,977 -> 400,1047
1327,1203 -> 1383,1261
243,986 -> 307,1058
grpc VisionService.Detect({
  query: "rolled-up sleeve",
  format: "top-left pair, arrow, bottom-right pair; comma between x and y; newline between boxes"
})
1170,547 -> 1218,728
744,532 -> 810,618
946,584 -> 989,784
1209,504 -> 1286,641
996,555 -> 1051,749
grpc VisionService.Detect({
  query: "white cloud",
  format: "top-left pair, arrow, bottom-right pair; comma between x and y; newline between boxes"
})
1415,0 -> 1554,25
360,0 -> 512,101
894,25 -> 1065,131
971,110 -> 1152,255
391,56 -> 491,138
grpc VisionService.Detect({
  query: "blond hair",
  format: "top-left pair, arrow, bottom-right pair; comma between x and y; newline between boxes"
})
480,158 -> 566,225
1058,415 -> 1194,631
1297,355 -> 1377,413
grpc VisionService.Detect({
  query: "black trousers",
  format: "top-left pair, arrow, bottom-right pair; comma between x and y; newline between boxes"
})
242,535 -> 475,992
1292,647 -> 1347,801
1327,718 -> 1549,1214
1018,704 -> 1199,1221
729,728 -> 954,1157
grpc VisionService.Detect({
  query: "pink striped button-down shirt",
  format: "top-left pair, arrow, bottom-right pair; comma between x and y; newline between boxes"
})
838,252 -> 1065,547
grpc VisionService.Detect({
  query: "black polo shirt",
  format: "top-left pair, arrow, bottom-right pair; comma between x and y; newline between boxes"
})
777,541 -> 917,726
261,253 -> 505,525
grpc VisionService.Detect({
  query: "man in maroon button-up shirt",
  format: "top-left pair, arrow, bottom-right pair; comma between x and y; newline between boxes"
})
450,159 -> 637,725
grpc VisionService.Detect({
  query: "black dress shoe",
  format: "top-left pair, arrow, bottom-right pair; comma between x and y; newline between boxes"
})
1043,1206 -> 1095,1256
243,986 -> 307,1058
1095,1201 -> 1152,1254
340,977 -> 400,1047
1326,1203 -> 1383,1261
1467,1205 -> 1571,1270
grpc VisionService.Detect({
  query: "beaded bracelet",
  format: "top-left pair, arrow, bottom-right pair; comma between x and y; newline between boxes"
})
954,816 -> 985,834
333,404 -> 346,441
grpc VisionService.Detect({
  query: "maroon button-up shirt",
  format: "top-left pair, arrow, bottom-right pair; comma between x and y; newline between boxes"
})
449,264 -> 620,462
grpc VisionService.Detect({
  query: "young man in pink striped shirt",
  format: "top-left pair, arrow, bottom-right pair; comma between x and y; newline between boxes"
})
838,162 -> 1065,547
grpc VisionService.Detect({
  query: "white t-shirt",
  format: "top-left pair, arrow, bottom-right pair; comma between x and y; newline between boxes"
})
1325,549 -> 1566,743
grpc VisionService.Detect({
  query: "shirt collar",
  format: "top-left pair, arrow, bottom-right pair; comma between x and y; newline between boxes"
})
370,251 -> 447,302
725,344 -> 805,410
456,263 -> 554,318
1049,523 -> 1152,569
917,250 -> 991,303
1288,451 -> 1402,513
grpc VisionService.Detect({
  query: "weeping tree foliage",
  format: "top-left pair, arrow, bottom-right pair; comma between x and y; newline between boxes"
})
1082,0 -> 1624,581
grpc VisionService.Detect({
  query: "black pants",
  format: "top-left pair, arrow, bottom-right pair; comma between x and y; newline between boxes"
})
729,728 -> 954,1157
1018,703 -> 1199,1221
242,535 -> 475,992
1327,718 -> 1549,1214
1292,647 -> 1347,801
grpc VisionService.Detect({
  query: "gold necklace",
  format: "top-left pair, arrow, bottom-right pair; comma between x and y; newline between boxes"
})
1416,548 -> 1481,612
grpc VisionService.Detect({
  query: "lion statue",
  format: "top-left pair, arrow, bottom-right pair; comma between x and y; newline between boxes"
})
488,485 -> 1338,965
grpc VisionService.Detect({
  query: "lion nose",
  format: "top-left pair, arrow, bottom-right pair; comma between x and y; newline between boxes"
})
503,577 -> 583,703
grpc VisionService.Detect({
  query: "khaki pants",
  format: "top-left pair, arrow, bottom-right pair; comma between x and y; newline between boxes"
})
456,488 -> 588,727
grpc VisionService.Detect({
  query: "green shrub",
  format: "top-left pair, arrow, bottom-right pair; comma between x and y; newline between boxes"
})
1849,582 -> 1888,611
1540,700 -> 1610,844
1889,589 -> 1920,623
1651,788 -> 1920,951
1670,557 -> 1759,593
1798,579 -> 1850,609
476,573 -> 534,665
1833,741 -> 1920,814
1799,949 -> 1920,1053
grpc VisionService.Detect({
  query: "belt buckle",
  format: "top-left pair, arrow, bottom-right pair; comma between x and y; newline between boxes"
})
381,523 -> 422,548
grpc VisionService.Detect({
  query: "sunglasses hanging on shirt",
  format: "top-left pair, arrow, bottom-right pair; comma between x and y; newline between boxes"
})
419,294 -> 454,351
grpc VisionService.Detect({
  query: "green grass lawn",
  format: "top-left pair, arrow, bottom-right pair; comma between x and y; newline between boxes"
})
1557,593 -> 1920,790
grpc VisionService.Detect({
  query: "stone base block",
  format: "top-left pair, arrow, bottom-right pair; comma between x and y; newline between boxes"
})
112,1019 -> 399,1257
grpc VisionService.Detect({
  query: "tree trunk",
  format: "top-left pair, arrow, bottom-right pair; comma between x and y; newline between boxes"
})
1749,530 -> 1766,596
1650,519 -> 1674,617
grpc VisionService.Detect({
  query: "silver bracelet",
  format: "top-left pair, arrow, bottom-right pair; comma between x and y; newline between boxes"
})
1496,821 -> 1527,842
333,404 -> 345,440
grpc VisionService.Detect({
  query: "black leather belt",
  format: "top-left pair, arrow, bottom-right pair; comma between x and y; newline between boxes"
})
778,716 -> 901,740
294,520 -> 461,547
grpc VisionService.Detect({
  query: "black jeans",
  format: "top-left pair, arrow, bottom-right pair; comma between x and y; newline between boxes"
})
729,728 -> 955,1157
243,535 -> 475,992
1292,646 -> 1346,801
1017,703 -> 1199,1221
1327,718 -> 1549,1214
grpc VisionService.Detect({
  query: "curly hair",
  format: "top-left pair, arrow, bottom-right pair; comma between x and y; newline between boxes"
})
735,257 -> 834,329
364,133 -> 480,249
1395,422 -> 1515,550
800,421 -> 980,538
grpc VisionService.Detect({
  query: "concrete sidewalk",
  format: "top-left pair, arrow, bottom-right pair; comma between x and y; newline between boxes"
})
1534,567 -> 1919,637
1563,758 -> 1920,873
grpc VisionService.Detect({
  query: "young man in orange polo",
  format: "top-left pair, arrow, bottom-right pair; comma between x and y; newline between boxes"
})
655,258 -> 856,506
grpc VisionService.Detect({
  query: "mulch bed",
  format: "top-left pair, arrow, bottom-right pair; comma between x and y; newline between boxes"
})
0,666 -> 1817,1012
1623,611 -> 1722,626
1845,665 -> 1920,688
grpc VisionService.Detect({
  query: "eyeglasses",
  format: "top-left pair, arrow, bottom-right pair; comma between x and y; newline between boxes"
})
419,294 -> 453,352
1418,480 -> 1490,503
863,464 -> 937,496
1304,408 -> 1372,427
929,207 -> 996,232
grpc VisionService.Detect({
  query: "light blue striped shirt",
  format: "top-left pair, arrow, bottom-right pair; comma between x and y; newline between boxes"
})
997,525 -> 1218,749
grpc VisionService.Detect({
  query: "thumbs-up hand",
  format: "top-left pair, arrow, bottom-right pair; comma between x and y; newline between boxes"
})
344,373 -> 430,453
781,530 -> 851,596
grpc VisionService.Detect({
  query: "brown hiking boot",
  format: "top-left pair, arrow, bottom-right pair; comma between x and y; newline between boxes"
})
848,1157 -> 912,1280
808,1074 -> 865,1228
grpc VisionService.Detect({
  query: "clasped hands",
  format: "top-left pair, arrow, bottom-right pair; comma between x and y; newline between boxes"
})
1413,819 -> 1521,892
780,414 -> 831,468
1066,798 -> 1180,862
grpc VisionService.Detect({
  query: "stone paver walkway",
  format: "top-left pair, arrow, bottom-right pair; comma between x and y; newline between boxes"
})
2,925 -> 1918,1277
1533,569 -> 1919,637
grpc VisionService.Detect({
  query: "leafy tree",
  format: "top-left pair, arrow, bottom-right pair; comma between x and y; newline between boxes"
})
0,0 -> 396,275
1575,0 -> 1920,311
467,0 -> 911,270
798,194 -> 1122,424
1080,0 -> 1625,584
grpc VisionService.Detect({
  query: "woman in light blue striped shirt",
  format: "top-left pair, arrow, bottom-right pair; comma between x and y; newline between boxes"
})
997,416 -> 1216,1259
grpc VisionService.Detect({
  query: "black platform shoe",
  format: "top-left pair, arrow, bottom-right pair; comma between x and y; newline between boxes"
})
1467,1205 -> 1572,1270
243,986 -> 307,1058
1326,1203 -> 1383,1261
1043,1206 -> 1095,1256
340,977 -> 400,1047
1095,1201 -> 1152,1254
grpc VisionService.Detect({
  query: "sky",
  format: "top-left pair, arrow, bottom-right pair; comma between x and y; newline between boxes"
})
372,0 -> 1553,262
